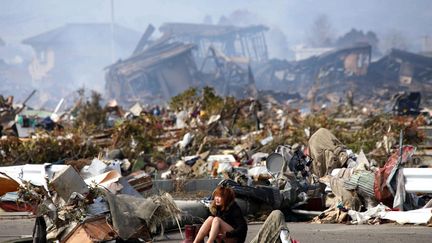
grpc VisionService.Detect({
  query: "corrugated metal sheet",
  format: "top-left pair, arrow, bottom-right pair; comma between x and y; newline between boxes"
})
344,171 -> 375,198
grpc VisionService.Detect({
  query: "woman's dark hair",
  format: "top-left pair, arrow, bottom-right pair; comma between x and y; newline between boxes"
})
211,185 -> 235,211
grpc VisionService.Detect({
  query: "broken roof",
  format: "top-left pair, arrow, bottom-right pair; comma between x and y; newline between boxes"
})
22,23 -> 140,47
296,44 -> 371,67
369,48 -> 432,83
387,48 -> 432,66
108,42 -> 196,77
159,22 -> 268,38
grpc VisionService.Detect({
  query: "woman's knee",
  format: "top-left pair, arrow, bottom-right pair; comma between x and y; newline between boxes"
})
205,216 -> 215,223
212,216 -> 221,225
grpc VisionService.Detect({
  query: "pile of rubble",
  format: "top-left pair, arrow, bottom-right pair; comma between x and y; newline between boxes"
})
1,162 -> 180,242
0,84 -> 431,241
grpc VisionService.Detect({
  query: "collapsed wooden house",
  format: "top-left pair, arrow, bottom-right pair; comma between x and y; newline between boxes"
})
159,22 -> 269,63
105,22 -> 267,105
368,48 -> 432,89
255,44 -> 432,105
105,42 -> 198,105
21,23 -> 140,107
255,44 -> 372,99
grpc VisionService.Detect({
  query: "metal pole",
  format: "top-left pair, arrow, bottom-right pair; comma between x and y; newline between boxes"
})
110,0 -> 115,63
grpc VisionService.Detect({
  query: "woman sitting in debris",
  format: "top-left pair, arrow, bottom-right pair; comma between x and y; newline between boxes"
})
194,185 -> 247,243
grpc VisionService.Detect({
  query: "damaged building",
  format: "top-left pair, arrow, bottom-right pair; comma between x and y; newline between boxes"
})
255,44 -> 372,104
0,39 -> 33,105
106,23 -> 264,105
368,48 -> 432,94
105,41 -> 198,105
159,22 -> 269,63
255,45 -> 432,107
22,23 -> 140,106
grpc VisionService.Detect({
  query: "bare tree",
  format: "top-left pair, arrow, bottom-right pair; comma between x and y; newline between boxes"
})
203,15 -> 213,25
380,29 -> 410,53
217,9 -> 262,26
336,28 -> 380,56
307,14 -> 335,47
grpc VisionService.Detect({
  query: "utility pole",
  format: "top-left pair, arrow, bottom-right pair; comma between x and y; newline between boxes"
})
422,35 -> 431,53
110,0 -> 116,63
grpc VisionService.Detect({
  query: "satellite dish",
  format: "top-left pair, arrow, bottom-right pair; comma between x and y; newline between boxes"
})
266,153 -> 286,174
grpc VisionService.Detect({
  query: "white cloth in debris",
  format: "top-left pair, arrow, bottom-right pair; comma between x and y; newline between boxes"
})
177,132 -> 193,149
349,203 -> 432,225
379,207 -> 432,225
175,110 -> 188,129
348,203 -> 389,224
248,166 -> 271,177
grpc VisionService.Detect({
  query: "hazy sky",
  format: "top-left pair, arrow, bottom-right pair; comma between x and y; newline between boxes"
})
1,0 -> 431,47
